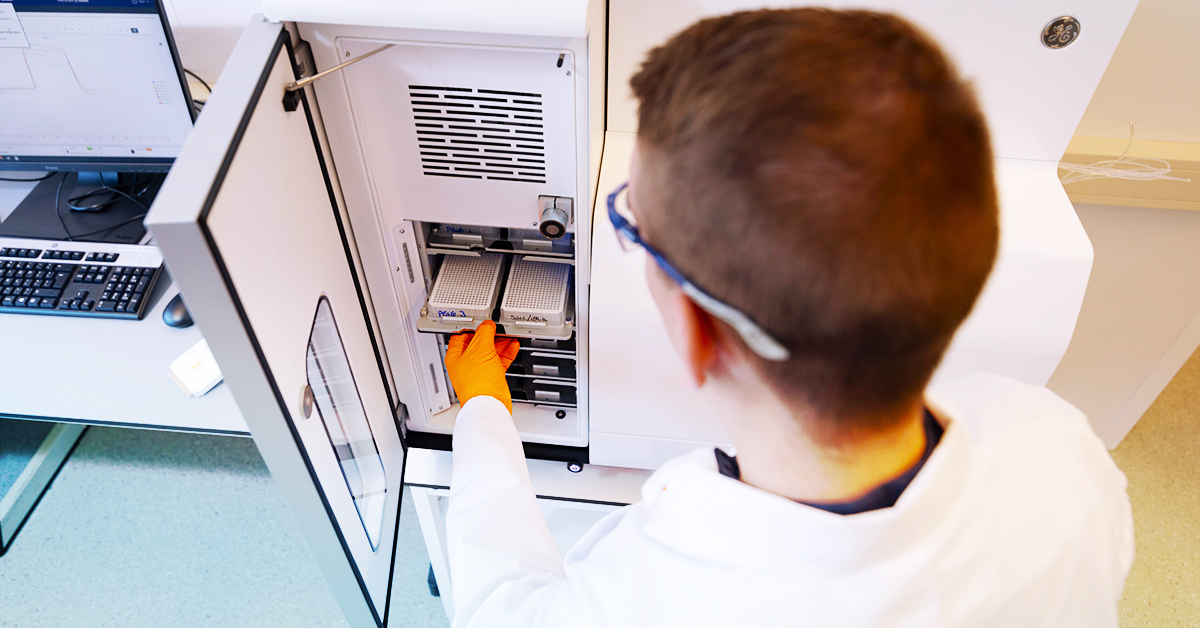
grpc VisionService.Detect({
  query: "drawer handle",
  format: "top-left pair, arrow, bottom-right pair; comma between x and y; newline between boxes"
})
528,351 -> 575,360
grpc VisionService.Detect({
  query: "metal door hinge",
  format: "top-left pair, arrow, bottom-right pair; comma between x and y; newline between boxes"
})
283,39 -> 315,112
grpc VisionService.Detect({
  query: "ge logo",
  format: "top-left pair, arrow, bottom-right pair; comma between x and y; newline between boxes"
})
1042,16 -> 1081,49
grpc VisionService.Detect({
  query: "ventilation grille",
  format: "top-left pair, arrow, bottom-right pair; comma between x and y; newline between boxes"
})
409,85 -> 547,184
501,258 -> 570,324
428,254 -> 503,315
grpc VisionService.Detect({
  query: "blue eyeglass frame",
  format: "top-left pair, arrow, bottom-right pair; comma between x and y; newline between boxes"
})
606,181 -> 791,361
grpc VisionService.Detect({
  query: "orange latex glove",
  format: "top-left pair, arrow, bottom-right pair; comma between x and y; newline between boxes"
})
445,320 -> 521,414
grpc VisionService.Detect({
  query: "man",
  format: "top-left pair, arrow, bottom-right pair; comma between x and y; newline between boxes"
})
443,8 -> 1133,627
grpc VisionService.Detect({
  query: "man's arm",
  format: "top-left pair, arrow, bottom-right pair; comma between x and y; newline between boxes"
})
446,396 -> 565,626
441,321 -> 566,626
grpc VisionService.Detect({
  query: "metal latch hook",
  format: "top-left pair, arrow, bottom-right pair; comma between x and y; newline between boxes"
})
285,43 -> 395,92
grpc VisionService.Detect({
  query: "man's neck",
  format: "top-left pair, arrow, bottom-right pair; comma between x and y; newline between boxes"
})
715,385 -> 928,504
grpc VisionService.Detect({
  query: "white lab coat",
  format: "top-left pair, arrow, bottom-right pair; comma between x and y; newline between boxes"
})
446,374 -> 1134,627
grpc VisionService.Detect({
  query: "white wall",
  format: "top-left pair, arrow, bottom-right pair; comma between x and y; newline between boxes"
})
1055,0 -> 1200,448
1075,0 -> 1200,143
1047,203 -> 1200,447
162,0 -> 262,86
606,0 -> 1137,164
166,0 -> 1198,145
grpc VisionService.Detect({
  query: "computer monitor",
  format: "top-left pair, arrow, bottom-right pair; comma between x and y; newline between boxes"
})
0,0 -> 195,173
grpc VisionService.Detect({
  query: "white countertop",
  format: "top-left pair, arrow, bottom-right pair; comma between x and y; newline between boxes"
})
0,179 -> 248,435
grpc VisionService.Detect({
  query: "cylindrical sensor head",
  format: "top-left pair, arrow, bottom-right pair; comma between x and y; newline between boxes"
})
539,205 -> 570,239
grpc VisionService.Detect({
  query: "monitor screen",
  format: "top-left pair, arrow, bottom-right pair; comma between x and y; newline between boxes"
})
0,0 -> 195,172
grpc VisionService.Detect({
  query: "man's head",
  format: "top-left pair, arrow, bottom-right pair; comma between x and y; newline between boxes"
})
628,9 -> 999,433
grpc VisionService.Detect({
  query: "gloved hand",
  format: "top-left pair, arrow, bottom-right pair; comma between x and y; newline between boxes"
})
445,320 -> 521,414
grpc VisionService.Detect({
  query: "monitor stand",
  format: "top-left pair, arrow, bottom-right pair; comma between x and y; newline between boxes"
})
0,171 -> 166,244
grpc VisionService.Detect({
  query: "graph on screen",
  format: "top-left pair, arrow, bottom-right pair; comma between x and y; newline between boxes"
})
0,9 -> 192,161
2,45 -> 97,95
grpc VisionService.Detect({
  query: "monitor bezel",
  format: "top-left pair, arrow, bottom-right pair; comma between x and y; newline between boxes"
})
0,0 -> 198,173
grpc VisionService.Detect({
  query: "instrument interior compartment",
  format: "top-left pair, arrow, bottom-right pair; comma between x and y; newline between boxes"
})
415,221 -> 575,340
403,219 -> 583,440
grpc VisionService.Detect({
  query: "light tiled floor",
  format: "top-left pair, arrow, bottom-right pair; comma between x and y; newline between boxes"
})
1112,347 -> 1200,628
0,426 -> 447,628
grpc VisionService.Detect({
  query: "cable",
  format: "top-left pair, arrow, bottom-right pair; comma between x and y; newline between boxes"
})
128,173 -> 154,197
67,173 -> 152,212
69,213 -> 148,240
1060,104 -> 1192,186
0,172 -> 52,182
65,188 -> 112,212
56,172 -> 152,240
184,69 -> 212,117
1060,157 -> 1190,185
104,184 -> 151,210
183,68 -> 212,95
67,183 -> 150,212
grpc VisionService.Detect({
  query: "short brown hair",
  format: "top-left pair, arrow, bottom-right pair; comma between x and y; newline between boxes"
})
630,9 -> 998,427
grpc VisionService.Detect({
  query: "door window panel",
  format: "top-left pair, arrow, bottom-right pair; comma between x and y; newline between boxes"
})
306,297 -> 387,550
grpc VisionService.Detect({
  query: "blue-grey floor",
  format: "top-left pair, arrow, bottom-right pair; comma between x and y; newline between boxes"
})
0,419 -> 54,497
0,425 -> 449,628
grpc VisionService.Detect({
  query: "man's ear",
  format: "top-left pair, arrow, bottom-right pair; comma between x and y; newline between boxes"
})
678,292 -> 719,387
646,260 -> 718,387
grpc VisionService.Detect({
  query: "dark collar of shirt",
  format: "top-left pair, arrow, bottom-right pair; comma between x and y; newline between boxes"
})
714,409 -> 944,515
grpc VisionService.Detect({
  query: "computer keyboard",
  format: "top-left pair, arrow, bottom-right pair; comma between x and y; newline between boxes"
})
0,236 -> 164,320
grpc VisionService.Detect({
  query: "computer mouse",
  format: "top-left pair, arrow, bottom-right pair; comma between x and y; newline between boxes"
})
163,293 -> 194,328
